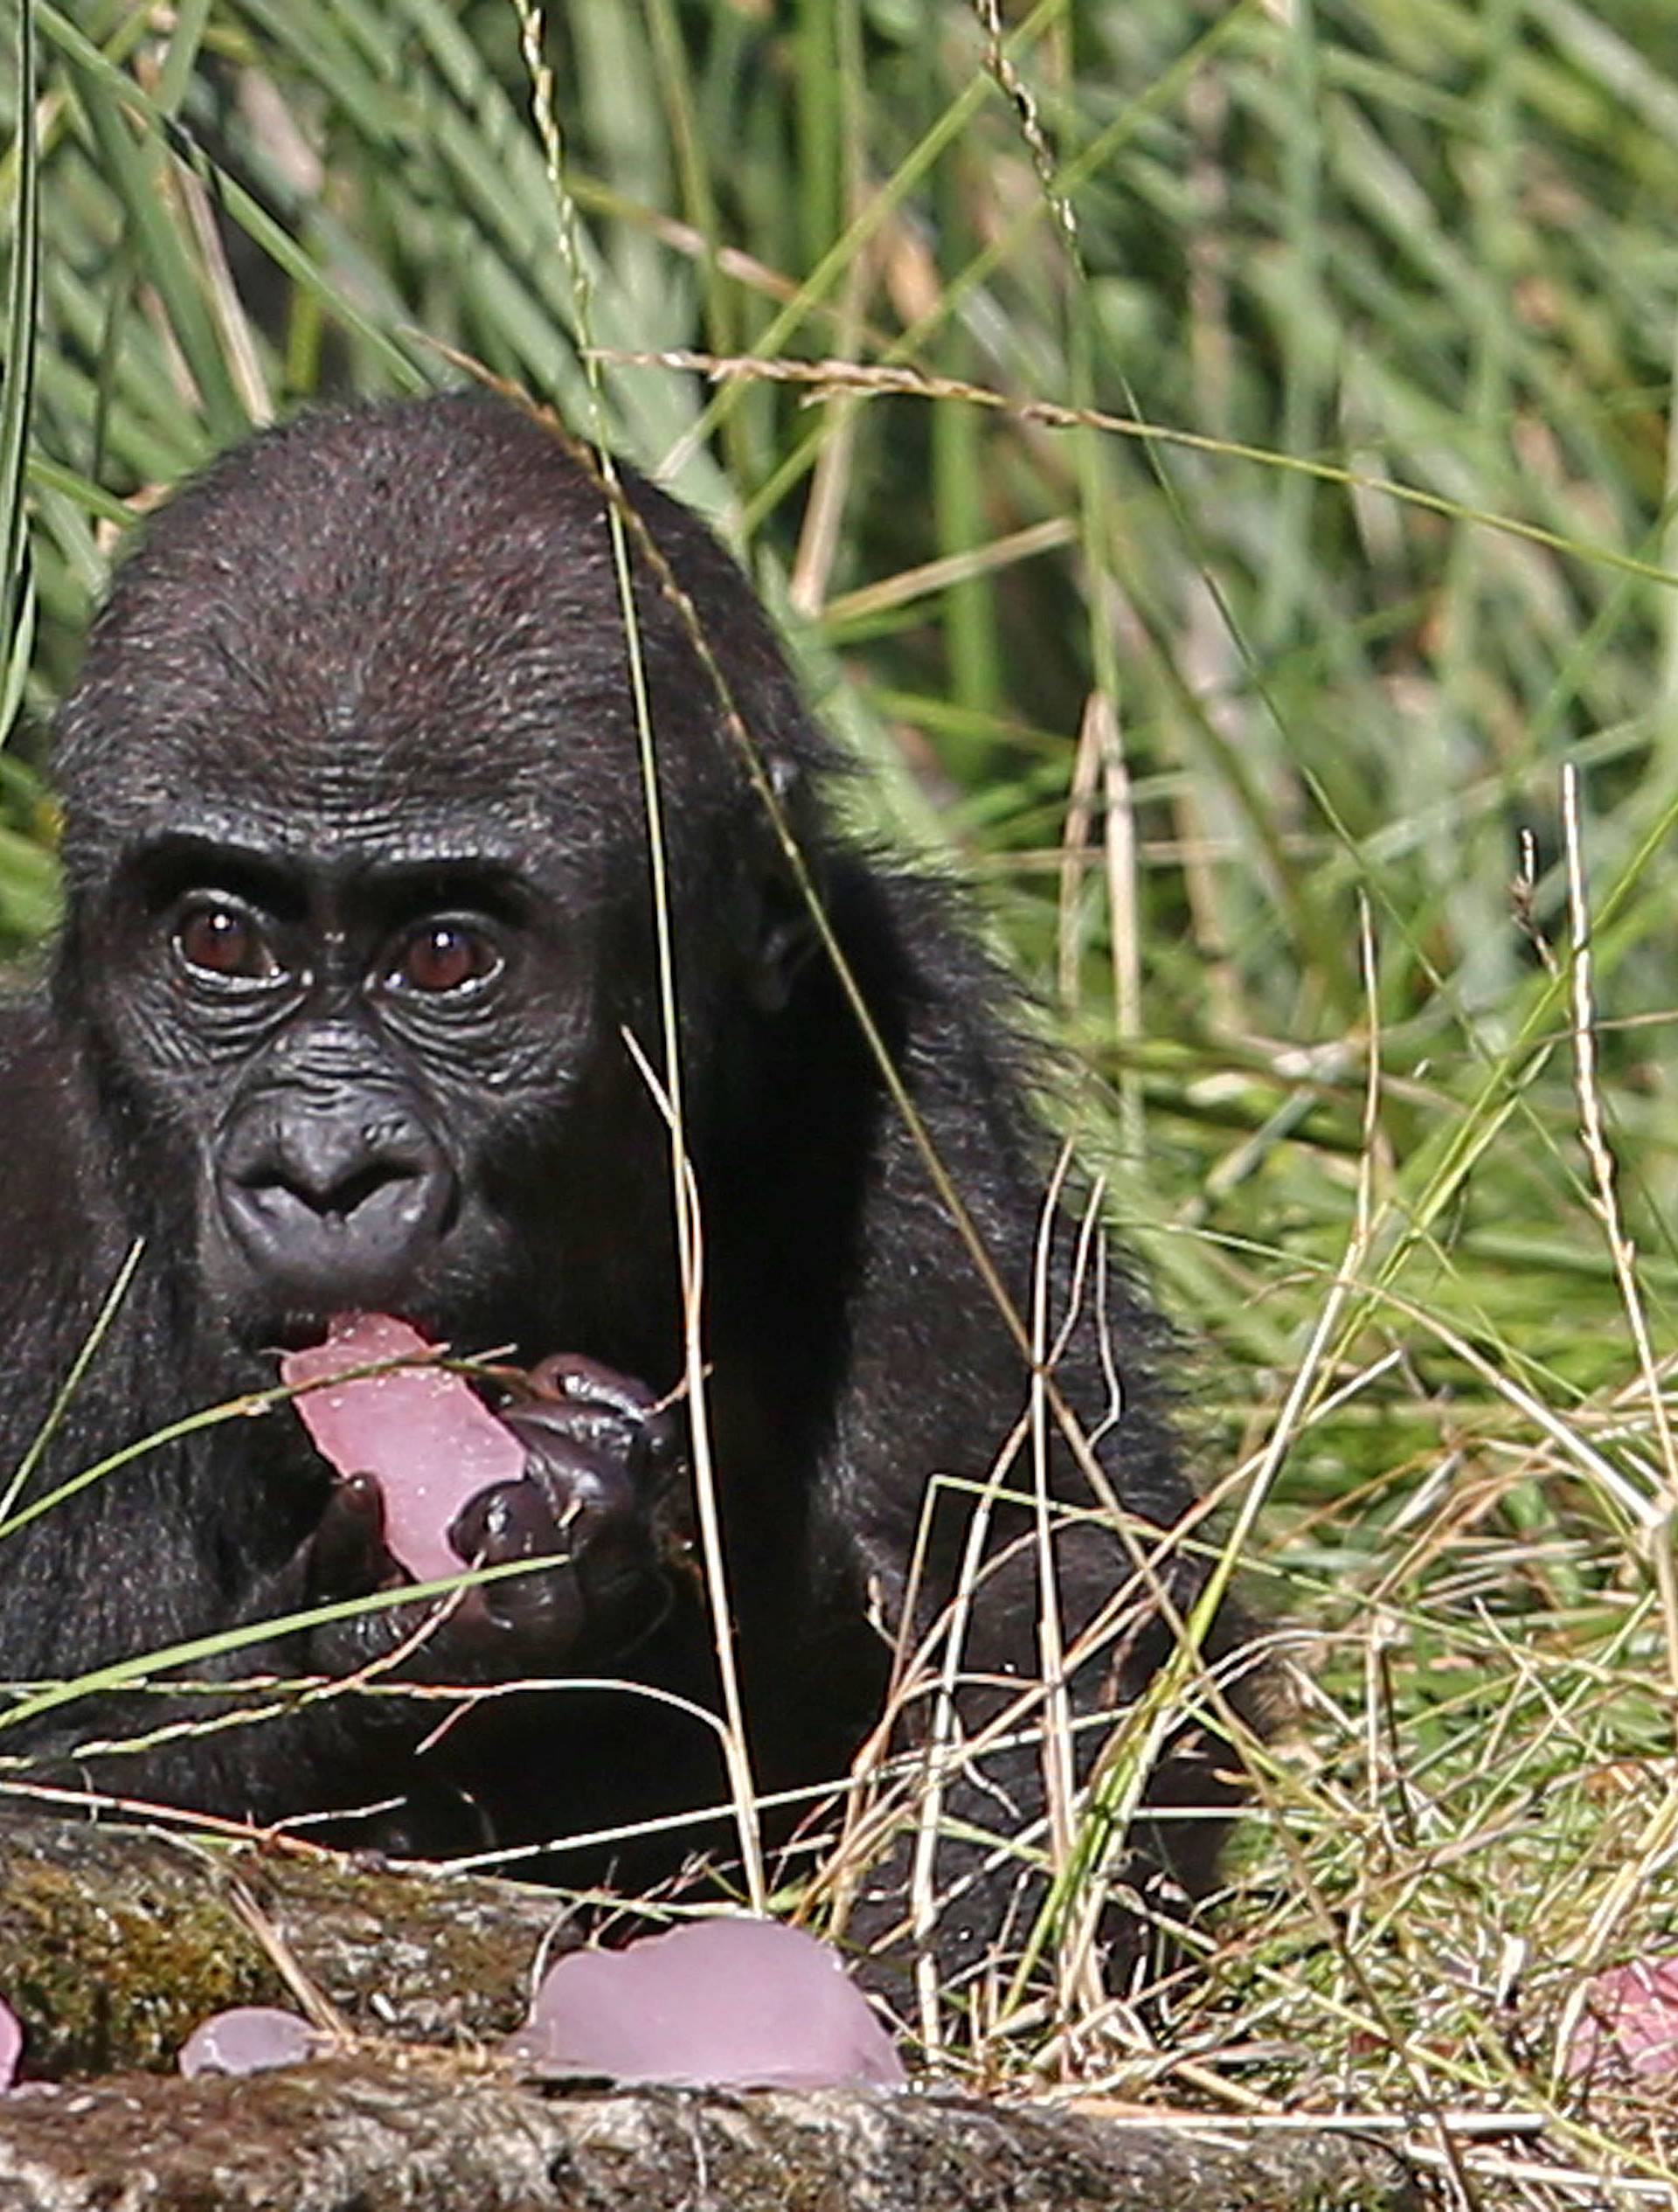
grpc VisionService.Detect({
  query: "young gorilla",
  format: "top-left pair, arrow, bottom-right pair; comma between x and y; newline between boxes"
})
0,392 -> 1250,1987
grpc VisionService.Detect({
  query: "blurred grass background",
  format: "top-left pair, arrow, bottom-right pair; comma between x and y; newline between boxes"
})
7,0 -> 1678,2191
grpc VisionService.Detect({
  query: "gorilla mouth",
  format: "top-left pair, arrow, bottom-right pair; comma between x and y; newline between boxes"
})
253,1300 -> 438,1356
262,1306 -> 371,1355
214,1170 -> 462,1360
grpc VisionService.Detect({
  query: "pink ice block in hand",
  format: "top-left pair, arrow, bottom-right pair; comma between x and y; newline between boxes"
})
281,1314 -> 526,1584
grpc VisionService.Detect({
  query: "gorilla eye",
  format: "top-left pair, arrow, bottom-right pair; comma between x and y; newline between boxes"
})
390,920 -> 502,996
172,901 -> 280,983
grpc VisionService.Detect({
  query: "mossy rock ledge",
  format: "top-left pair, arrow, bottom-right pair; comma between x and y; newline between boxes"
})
0,1816 -> 1419,2211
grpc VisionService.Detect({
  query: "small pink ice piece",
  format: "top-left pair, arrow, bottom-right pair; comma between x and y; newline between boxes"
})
281,1314 -> 526,1584
179,2007 -> 322,2079
1567,1953 -> 1678,2081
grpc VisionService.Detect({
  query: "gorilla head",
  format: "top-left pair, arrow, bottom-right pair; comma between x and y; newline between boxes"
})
50,396 -> 823,1362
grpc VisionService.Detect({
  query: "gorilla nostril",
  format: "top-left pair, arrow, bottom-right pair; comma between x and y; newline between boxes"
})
240,1155 -> 416,1224
224,1102 -> 447,1228
306,1159 -> 414,1223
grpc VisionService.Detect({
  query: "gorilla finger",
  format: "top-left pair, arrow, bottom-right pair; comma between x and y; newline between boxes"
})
310,1600 -> 415,1676
510,1436 -> 643,1543
477,1560 -> 588,1646
502,1401 -> 649,1487
504,1395 -> 619,1460
449,1475 -> 562,1568
309,1472 -> 394,1600
524,1354 -> 657,1418
523,1359 -> 682,1464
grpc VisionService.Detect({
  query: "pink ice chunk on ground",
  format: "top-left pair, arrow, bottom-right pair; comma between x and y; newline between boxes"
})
281,1313 -> 526,1584
1567,1953 -> 1678,2081
0,1997 -> 20,2091
505,1917 -> 905,2092
179,2007 -> 322,2079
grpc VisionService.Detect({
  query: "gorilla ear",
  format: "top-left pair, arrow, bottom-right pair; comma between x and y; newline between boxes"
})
747,887 -> 816,1016
742,752 -> 821,1016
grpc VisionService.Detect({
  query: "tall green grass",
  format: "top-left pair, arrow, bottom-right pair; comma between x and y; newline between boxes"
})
6,0 -> 1678,2191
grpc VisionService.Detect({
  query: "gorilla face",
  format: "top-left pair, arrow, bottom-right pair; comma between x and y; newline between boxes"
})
95,818 -> 594,1349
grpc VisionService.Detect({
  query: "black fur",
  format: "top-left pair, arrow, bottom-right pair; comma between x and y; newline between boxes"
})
0,393 -> 1252,1988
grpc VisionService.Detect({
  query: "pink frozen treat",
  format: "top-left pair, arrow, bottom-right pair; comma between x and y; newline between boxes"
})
281,1313 -> 526,1584
505,1917 -> 905,2091
179,2007 -> 323,2079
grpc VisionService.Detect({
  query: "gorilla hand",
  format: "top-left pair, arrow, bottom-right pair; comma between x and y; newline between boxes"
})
455,1355 -> 687,1656
289,1356 -> 685,1686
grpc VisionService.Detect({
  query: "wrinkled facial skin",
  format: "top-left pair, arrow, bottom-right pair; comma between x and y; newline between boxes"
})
84,812 -> 602,1351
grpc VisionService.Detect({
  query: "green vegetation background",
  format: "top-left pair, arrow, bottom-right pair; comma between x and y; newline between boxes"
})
4,0 -> 1678,2183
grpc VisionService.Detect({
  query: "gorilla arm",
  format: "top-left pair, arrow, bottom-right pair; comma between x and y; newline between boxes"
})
769,873 -> 1248,1985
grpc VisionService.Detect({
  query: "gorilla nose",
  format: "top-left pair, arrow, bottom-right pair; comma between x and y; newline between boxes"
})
256,1123 -> 426,1220
217,1100 -> 458,1302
